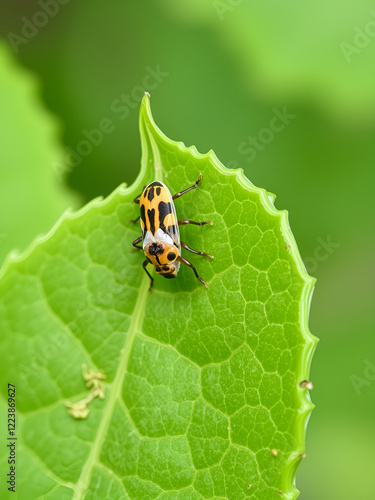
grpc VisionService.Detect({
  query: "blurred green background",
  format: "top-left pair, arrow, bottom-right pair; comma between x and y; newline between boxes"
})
1,1 -> 374,498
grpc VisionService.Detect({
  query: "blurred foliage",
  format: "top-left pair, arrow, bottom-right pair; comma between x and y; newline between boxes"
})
1,1 -> 374,498
160,0 -> 375,119
0,42 -> 79,265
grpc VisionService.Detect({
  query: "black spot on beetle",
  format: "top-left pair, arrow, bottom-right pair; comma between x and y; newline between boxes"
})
147,208 -> 156,234
147,187 -> 155,201
163,273 -> 176,279
156,187 -> 161,196
140,205 -> 146,233
158,201 -> 172,232
167,252 -> 176,261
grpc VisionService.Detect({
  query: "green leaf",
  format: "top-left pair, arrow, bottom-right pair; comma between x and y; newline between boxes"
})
0,42 -> 79,266
0,95 -> 317,499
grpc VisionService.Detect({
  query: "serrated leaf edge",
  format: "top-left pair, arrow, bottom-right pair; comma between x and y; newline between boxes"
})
141,94 -> 318,499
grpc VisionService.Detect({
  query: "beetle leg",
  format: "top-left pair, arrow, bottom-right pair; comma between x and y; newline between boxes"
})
181,241 -> 213,259
172,173 -> 203,200
178,219 -> 213,226
177,256 -> 208,288
143,259 -> 154,291
129,215 -> 141,224
132,236 -> 143,250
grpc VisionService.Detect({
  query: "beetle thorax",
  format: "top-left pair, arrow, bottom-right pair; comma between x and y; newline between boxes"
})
144,241 -> 178,266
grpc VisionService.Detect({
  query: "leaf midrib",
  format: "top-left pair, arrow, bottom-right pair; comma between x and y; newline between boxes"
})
73,118 -> 160,498
72,271 -> 150,499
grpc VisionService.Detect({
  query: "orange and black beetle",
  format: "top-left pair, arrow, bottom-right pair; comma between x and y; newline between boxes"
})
132,174 -> 213,290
